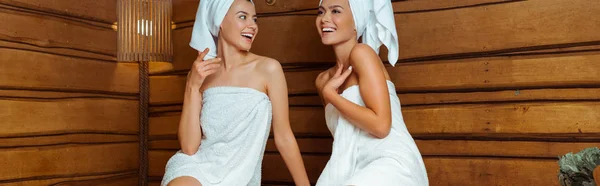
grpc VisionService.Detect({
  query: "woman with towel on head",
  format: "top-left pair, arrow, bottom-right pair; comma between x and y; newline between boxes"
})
314,0 -> 429,185
161,0 -> 310,185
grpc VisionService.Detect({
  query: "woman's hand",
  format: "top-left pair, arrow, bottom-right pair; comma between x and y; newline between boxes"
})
322,63 -> 352,102
187,48 -> 222,88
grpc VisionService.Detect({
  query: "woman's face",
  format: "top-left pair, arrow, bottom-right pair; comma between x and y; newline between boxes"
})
316,0 -> 356,46
220,0 -> 258,51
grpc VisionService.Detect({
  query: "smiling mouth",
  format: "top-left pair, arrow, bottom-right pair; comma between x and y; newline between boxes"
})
322,27 -> 336,33
241,33 -> 254,39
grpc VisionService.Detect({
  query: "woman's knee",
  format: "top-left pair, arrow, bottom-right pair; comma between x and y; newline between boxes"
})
167,176 -> 202,186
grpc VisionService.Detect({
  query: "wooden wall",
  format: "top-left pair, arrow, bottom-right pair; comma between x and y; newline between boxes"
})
148,0 -> 600,185
0,0 -> 140,185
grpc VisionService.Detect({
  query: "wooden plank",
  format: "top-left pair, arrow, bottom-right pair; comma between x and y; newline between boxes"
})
148,140 -> 179,150
150,105 -> 183,114
287,53 -> 600,94
258,0 -> 600,62
148,150 -> 565,185
0,99 -> 138,137
262,154 -> 327,183
396,0 -> 600,59
266,138 -> 332,154
149,75 -> 185,105
425,157 -> 561,186
397,88 -> 600,106
170,0 -> 600,64
149,138 -> 598,159
0,143 -> 138,182
164,29 -> 198,75
0,48 -> 138,94
149,112 -> 180,137
0,89 -> 137,100
393,0 -> 516,13
150,53 -> 600,105
292,87 -> 600,106
0,39 -> 115,62
2,172 -> 138,186
266,140 -> 599,159
0,0 -> 117,23
148,150 -> 175,177
172,0 -> 198,23
266,155 -> 563,185
173,0 -> 515,22
287,107 -> 329,136
0,133 -> 138,148
149,101 -> 600,139
395,53 -> 600,93
416,140 -> 600,158
404,101 -> 600,136
152,88 -> 600,107
0,8 -> 116,57
173,0 -> 320,23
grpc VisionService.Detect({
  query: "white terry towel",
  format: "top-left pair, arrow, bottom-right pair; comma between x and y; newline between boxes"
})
161,87 -> 272,186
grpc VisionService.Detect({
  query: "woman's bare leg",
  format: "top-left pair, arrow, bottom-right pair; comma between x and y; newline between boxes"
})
167,176 -> 202,186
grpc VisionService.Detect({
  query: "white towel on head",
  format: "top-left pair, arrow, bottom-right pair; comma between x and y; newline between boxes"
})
319,0 -> 399,66
190,0 -> 253,60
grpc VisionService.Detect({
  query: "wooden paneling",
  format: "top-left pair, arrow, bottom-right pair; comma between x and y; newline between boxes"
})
2,172 -> 138,186
0,89 -> 137,100
1,0 -> 139,185
0,143 -> 138,182
148,150 -> 174,177
0,7 -> 117,57
149,101 -> 600,139
424,157 -> 560,186
165,0 -> 600,72
288,88 -> 600,107
172,0 -> 521,22
149,53 -> 600,104
403,101 -> 600,137
149,150 -> 567,186
0,99 -> 138,137
0,133 -> 138,148
395,0 -> 600,60
288,53 -> 600,94
149,138 -> 598,160
0,49 -> 138,95
149,112 -> 180,138
0,0 -> 117,23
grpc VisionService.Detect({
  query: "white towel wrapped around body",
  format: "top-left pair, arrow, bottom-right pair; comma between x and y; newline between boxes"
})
161,87 -> 272,186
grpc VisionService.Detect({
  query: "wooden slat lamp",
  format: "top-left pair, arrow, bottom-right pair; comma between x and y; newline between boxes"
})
115,1 -> 173,185
116,0 -> 173,62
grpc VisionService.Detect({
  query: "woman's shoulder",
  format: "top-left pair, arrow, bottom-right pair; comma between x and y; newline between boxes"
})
350,44 -> 379,62
251,54 -> 283,74
349,43 -> 383,71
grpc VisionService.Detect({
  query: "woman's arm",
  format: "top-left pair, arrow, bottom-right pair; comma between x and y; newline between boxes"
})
178,48 -> 222,155
322,44 -> 392,138
264,58 -> 311,186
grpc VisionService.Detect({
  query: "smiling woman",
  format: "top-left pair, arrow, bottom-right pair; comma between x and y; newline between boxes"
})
160,0 -> 310,186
